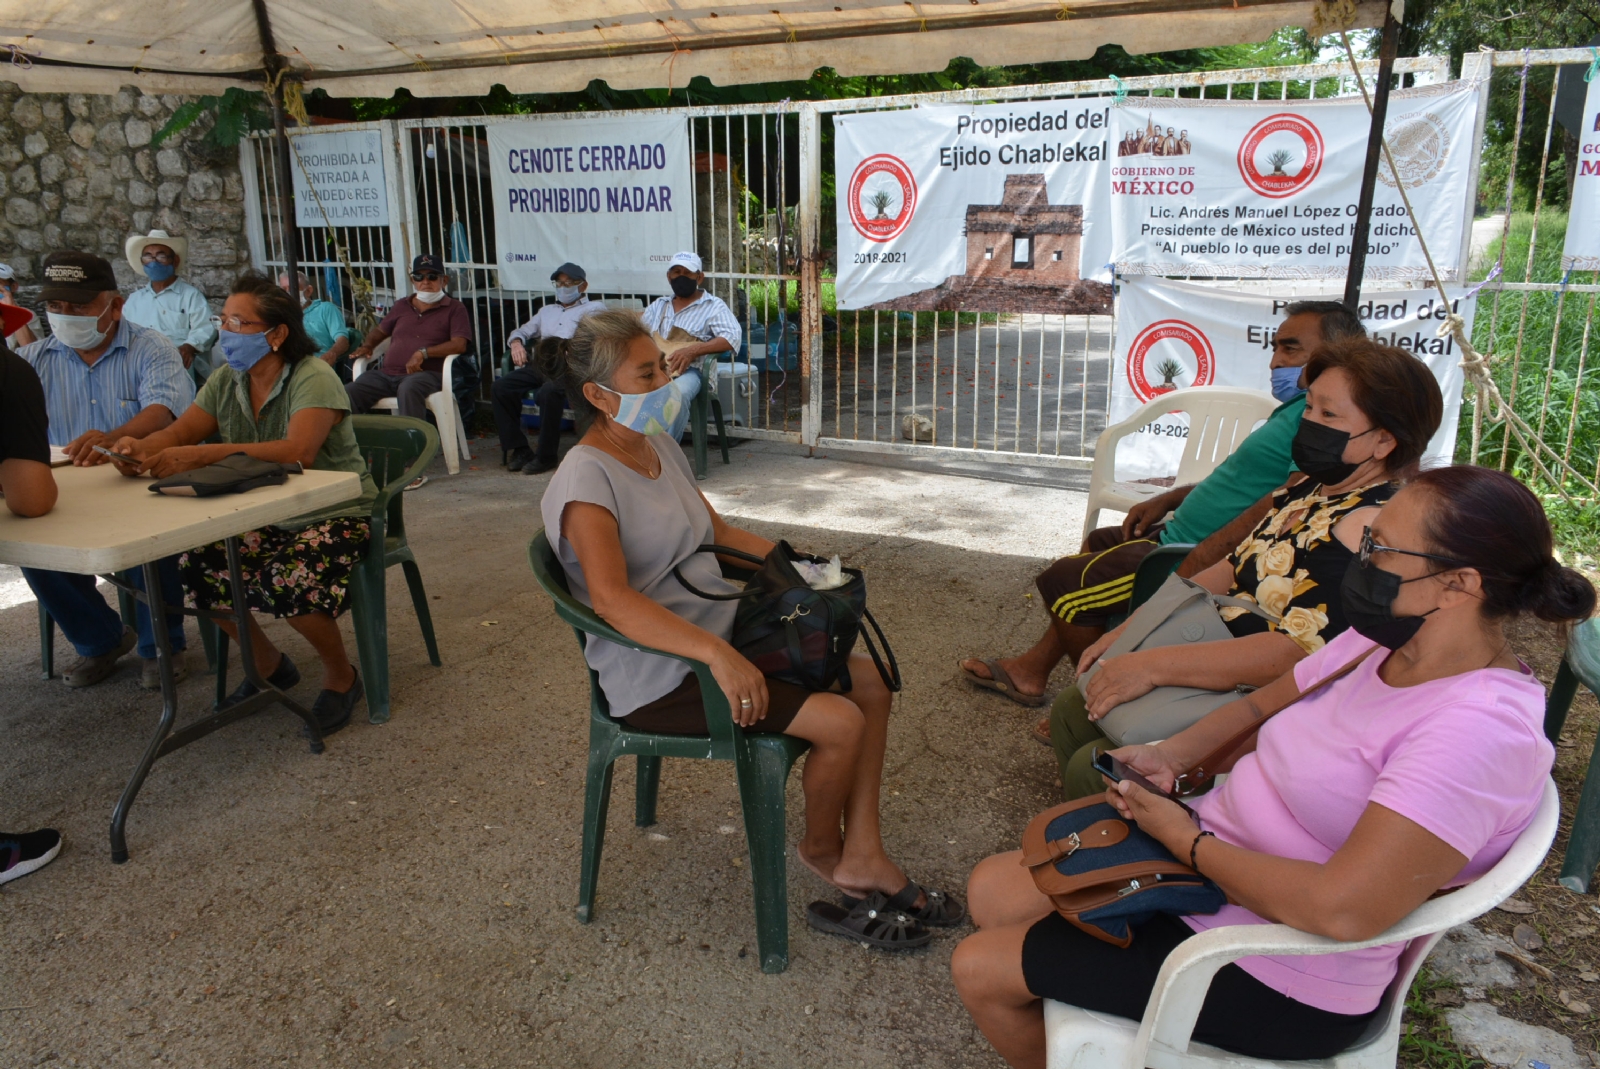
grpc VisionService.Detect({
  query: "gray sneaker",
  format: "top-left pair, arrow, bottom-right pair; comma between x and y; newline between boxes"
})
139,649 -> 191,690
63,627 -> 137,688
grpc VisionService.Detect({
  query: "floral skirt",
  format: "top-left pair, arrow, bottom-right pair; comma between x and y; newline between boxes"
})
180,517 -> 370,619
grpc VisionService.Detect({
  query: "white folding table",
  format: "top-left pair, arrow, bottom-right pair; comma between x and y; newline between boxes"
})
0,463 -> 362,861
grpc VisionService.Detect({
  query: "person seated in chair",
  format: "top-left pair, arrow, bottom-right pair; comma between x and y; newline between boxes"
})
111,273 -> 379,737
951,465 -> 1594,1068
279,272 -> 358,382
960,302 -> 1366,713
640,251 -> 740,422
494,262 -> 606,476
1050,339 -> 1443,798
540,309 -> 962,950
346,253 -> 473,423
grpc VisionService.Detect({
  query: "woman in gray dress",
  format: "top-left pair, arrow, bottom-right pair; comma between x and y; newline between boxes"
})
540,309 -> 961,950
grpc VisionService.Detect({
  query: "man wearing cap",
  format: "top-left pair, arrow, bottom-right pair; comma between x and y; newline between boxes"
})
642,251 -> 741,375
0,262 -> 36,346
346,253 -> 474,426
493,262 -> 606,475
122,229 -> 218,382
16,251 -> 195,689
279,271 -> 358,381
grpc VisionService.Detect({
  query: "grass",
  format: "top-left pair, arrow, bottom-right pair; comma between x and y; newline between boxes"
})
1461,210 -> 1600,555
1400,968 -> 1486,1069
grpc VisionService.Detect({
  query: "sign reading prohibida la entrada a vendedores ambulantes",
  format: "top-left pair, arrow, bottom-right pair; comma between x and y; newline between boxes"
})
289,130 -> 389,227
1109,81 -> 1479,279
487,113 -> 693,294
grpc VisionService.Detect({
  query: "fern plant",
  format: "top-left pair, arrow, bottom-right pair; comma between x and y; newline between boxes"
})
152,87 -> 270,149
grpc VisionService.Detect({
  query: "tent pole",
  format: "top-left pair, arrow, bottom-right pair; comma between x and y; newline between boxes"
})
252,0 -> 300,291
1342,9 -> 1401,311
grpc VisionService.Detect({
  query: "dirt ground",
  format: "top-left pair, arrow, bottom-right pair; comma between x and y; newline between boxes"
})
1,444 -> 1083,1069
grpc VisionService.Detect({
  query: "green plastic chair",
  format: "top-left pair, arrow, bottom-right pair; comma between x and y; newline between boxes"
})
1542,616 -> 1600,894
527,529 -> 810,973
211,416 -> 442,723
37,581 -> 139,680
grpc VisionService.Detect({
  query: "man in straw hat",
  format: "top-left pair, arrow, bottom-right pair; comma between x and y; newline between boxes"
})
123,229 -> 218,382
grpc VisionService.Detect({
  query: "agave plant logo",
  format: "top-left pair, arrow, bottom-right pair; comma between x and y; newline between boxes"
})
848,154 -> 918,242
1127,320 -> 1215,403
1237,114 -> 1324,198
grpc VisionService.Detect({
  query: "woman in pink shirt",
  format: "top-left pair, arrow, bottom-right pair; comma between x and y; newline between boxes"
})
952,466 -> 1595,1067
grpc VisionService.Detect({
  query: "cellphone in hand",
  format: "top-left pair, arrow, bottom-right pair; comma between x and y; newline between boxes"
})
91,445 -> 141,465
1091,748 -> 1179,801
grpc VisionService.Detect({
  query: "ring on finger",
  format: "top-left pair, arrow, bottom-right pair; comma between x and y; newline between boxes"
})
740,697 -> 753,708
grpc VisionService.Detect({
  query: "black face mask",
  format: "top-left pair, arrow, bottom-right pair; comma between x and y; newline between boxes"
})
1339,557 -> 1437,650
669,275 -> 700,299
1291,419 -> 1374,485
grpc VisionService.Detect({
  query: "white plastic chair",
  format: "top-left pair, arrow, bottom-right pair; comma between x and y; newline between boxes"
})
351,340 -> 473,475
1082,387 -> 1281,542
1044,778 -> 1561,1069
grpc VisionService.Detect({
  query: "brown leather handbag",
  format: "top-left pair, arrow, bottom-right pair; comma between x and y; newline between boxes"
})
1021,644 -> 1378,946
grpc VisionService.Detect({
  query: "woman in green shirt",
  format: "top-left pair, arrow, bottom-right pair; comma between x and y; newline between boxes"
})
113,274 -> 377,735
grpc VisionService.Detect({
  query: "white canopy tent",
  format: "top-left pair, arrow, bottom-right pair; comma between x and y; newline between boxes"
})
3,0 -> 1393,97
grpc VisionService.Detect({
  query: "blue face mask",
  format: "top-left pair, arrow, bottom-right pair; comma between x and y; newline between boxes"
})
218,328 -> 274,373
143,261 -> 176,282
1270,366 -> 1305,403
599,377 -> 685,436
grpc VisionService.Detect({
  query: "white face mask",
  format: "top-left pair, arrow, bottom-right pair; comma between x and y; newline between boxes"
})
413,288 -> 445,305
47,308 -> 110,351
300,292 -> 313,308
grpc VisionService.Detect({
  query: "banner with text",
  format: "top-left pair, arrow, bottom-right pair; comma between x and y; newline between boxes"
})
833,101 -> 1114,313
290,129 -> 388,227
1564,76 -> 1600,272
1109,276 -> 1474,481
1109,82 -> 1478,279
487,114 -> 693,293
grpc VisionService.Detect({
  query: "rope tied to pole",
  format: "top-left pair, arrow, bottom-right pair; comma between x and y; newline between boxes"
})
1337,33 -> 1598,500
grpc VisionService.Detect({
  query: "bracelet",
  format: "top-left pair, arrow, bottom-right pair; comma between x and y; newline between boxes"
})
1189,830 -> 1216,873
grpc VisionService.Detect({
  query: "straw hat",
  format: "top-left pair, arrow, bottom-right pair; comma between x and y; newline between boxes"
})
125,229 -> 189,274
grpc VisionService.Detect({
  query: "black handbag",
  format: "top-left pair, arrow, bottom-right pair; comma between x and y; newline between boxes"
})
673,541 -> 901,694
149,453 -> 304,497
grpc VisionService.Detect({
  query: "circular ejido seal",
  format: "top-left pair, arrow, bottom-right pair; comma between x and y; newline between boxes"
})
848,154 -> 918,243
1127,319 -> 1216,402
1236,113 -> 1325,199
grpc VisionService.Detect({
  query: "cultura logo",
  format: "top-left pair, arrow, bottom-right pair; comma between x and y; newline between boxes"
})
1127,319 -> 1215,402
848,155 -> 918,243
1237,114 -> 1324,199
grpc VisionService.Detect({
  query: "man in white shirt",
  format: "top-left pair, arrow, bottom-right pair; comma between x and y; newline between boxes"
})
641,250 -> 741,372
121,229 -> 218,383
493,262 -> 606,475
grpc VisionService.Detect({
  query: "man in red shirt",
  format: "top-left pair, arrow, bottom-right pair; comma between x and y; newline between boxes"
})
346,253 -> 474,421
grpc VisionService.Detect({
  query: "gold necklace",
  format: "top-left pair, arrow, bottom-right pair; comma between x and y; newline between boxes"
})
599,420 -> 659,478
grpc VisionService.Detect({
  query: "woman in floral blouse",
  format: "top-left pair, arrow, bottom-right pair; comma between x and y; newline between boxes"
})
1048,338 -> 1443,797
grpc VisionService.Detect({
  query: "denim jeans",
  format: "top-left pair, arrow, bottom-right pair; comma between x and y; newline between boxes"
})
24,556 -> 188,660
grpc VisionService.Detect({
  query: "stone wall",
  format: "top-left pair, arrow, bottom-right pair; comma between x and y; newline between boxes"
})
0,82 -> 251,308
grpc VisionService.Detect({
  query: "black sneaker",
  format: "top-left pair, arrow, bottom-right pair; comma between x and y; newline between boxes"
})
506,447 -> 534,472
302,671 -> 364,738
216,653 -> 301,712
523,455 -> 559,475
0,828 -> 62,885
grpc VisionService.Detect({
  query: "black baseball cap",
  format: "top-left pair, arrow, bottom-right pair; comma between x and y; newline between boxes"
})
40,251 -> 118,303
550,262 -> 587,283
411,253 -> 444,275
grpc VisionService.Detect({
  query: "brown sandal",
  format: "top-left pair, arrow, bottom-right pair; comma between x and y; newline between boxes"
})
958,659 -> 1048,707
1031,718 -> 1053,747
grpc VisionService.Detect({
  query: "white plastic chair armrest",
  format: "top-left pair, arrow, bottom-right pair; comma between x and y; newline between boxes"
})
440,352 -> 459,396
351,356 -> 369,378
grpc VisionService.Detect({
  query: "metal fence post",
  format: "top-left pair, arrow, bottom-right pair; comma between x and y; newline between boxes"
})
384,120 -> 414,290
798,102 -> 824,449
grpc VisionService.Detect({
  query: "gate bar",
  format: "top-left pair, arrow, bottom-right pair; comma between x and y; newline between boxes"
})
1342,8 -> 1400,311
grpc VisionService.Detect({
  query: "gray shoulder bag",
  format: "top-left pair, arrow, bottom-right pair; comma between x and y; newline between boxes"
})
1078,572 -> 1278,747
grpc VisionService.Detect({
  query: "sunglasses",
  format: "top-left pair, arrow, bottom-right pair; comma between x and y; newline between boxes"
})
411,272 -> 443,282
1357,527 -> 1467,570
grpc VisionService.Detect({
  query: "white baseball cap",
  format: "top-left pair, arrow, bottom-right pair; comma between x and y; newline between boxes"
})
0,262 -> 13,280
667,251 -> 702,273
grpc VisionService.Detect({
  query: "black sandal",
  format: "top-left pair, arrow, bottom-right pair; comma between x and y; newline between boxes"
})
841,879 -> 966,927
806,892 -> 933,950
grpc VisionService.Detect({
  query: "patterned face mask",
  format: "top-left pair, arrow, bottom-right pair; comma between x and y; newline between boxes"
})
597,376 -> 685,437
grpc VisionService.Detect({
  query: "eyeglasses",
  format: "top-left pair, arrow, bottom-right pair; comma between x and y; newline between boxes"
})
140,250 -> 176,265
1357,527 -> 1467,570
410,272 -> 442,283
211,314 -> 268,332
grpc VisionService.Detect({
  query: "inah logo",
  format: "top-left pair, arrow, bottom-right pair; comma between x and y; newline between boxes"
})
1127,319 -> 1216,402
847,155 -> 917,243
1236,114 -> 1324,199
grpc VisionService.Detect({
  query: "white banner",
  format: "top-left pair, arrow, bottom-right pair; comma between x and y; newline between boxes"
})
833,101 -> 1114,313
1109,82 -> 1479,280
1564,76 -> 1600,272
1110,277 -> 1473,480
289,129 -> 388,227
487,114 -> 694,293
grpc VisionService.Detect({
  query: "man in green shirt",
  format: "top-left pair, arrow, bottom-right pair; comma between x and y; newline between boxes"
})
960,300 -> 1364,708
280,273 -> 358,382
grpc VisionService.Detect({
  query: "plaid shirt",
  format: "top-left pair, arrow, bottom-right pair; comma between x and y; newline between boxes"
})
18,319 -> 194,445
